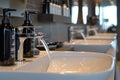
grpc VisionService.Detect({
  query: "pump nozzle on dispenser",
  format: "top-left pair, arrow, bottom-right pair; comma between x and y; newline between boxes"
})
22,10 -> 38,26
2,8 -> 16,24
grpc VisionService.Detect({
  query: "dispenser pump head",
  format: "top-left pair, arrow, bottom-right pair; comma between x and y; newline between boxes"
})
22,10 -> 37,26
22,11 -> 32,26
2,8 -> 16,24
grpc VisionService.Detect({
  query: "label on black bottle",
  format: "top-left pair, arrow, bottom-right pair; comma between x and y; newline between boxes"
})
10,28 -> 16,64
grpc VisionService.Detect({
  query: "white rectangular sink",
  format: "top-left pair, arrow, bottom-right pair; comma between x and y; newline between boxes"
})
47,52 -> 112,74
70,39 -> 112,45
0,51 -> 115,80
96,33 -> 116,36
65,40 -> 114,53
86,33 -> 116,40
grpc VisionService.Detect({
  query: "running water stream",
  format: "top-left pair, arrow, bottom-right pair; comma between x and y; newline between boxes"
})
38,37 -> 51,61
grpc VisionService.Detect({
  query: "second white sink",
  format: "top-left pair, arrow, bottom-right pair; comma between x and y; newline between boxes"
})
65,40 -> 114,53
86,33 -> 116,40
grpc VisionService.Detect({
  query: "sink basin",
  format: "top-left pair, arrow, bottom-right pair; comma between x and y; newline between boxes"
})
47,52 -> 113,74
96,33 -> 116,36
70,39 -> 112,45
86,33 -> 116,40
65,40 -> 114,53
0,51 -> 114,80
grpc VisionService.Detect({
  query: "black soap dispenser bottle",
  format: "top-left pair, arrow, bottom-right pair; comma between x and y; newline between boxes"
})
0,8 -> 16,66
22,11 -> 35,58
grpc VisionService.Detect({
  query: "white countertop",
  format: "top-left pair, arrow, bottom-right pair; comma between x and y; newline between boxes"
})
0,51 -> 47,71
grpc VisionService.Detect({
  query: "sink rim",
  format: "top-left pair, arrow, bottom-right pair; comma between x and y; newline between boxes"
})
13,51 -> 115,75
0,49 -> 115,80
0,51 -> 115,76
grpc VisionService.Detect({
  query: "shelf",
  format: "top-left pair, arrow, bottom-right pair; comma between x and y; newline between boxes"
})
38,13 -> 71,23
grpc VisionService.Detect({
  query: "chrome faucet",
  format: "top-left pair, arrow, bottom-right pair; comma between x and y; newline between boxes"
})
70,26 -> 86,42
17,26 -> 51,62
16,26 -> 39,61
86,25 -> 98,37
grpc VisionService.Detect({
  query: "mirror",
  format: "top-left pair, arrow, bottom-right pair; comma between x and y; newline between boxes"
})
71,1 -> 79,24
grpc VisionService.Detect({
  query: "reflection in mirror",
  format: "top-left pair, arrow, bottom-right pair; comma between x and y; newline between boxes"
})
99,5 -> 117,30
71,1 -> 88,24
82,6 -> 88,24
71,1 -> 79,24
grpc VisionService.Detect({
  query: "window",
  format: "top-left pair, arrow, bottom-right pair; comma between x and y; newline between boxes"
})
71,5 -> 79,24
99,5 -> 117,30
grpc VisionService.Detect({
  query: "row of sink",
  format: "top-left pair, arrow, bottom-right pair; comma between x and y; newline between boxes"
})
0,51 -> 115,80
65,33 -> 116,54
0,33 -> 116,80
